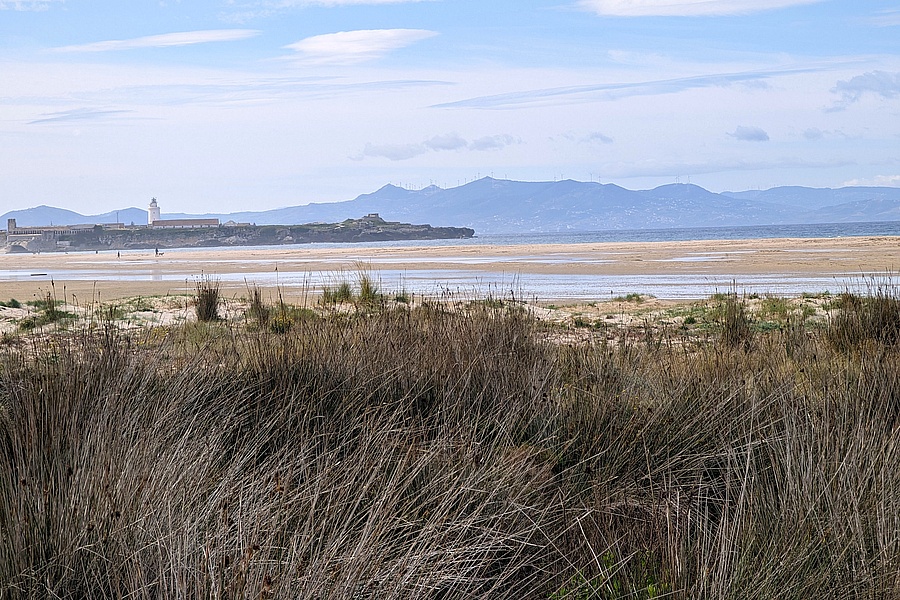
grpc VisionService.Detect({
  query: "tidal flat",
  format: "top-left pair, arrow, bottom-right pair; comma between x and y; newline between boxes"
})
0,235 -> 897,302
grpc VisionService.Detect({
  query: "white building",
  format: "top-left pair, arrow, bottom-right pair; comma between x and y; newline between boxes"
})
147,197 -> 219,229
148,198 -> 161,225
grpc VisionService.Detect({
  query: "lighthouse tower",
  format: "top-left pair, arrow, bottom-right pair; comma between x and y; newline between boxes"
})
148,198 -> 161,226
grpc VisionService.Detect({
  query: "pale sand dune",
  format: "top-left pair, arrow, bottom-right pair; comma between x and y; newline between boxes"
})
0,236 -> 897,302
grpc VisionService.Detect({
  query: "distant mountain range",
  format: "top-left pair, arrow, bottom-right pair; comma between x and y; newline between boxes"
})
4,179 -> 900,234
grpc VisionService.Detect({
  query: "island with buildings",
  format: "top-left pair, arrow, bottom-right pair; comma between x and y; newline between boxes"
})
3,198 -> 475,253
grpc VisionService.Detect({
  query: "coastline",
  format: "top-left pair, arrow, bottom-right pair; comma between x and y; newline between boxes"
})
1,235 -> 897,302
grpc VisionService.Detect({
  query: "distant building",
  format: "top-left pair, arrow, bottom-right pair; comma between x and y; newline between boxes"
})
5,218 -> 106,250
150,218 -> 219,229
5,218 -> 94,238
147,198 -> 219,229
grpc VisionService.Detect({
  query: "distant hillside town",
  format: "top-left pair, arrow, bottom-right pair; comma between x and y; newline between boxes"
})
2,198 -> 475,253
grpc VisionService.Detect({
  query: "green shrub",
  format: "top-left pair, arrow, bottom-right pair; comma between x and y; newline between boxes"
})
321,280 -> 354,305
18,293 -> 74,330
357,272 -> 379,305
613,293 -> 645,303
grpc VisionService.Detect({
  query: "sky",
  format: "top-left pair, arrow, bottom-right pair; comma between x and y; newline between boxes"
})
1,0 -> 899,215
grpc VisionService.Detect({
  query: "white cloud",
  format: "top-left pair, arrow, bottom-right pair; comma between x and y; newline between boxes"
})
355,133 -> 520,161
284,29 -> 438,65
832,71 -> 900,106
802,128 -> 848,141
469,134 -> 519,151
578,0 -> 824,17
728,126 -> 770,141
52,30 -> 260,53
803,127 -> 824,140
0,0 -> 63,10
560,131 -> 615,144
842,175 -> 900,187
423,133 -> 468,151
358,142 -> 429,161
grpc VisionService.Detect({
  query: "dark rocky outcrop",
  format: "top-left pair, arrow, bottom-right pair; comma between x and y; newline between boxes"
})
7,215 -> 474,253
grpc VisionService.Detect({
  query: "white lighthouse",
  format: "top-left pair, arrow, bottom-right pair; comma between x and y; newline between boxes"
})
148,198 -> 161,226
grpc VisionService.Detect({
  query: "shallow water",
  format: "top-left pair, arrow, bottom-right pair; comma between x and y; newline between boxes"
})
5,221 -> 897,300
5,266 -> 871,300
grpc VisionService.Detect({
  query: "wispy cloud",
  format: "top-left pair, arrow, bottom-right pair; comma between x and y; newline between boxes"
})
0,71 -> 450,112
357,142 -> 428,161
557,131 -> 615,145
606,157 -> 852,179
28,107 -> 134,124
434,67 -> 822,110
802,127 -> 848,141
354,133 -> 520,161
842,175 -> 900,187
253,0 -> 427,5
582,131 -> 614,144
866,9 -> 900,27
52,30 -> 260,53
577,0 -> 824,17
284,29 -> 437,65
469,135 -> 518,151
225,0 -> 429,19
831,71 -> 900,109
728,126 -> 769,141
0,0 -> 63,10
422,133 -> 468,151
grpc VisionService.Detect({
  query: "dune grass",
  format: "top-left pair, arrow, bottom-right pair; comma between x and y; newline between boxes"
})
1,288 -> 899,598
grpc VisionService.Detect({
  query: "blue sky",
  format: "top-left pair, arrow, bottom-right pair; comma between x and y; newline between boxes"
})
1,0 -> 899,215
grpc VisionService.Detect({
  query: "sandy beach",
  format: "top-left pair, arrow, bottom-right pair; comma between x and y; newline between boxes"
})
0,236 -> 897,302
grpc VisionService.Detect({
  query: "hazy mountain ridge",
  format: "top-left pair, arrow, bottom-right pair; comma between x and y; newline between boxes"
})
3,179 -> 899,234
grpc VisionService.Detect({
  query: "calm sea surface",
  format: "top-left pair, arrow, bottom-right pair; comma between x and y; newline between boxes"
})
162,220 -> 900,252
6,221 -> 899,300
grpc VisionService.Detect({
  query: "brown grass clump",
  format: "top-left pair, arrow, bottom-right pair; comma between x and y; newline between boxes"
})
1,296 -> 900,598
194,277 -> 221,322
827,287 -> 900,351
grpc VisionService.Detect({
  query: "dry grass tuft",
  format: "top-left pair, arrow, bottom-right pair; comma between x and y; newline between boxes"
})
195,277 -> 221,322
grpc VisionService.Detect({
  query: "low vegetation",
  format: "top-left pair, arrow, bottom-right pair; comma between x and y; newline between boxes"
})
1,282 -> 899,597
